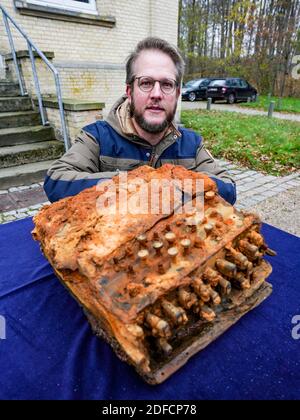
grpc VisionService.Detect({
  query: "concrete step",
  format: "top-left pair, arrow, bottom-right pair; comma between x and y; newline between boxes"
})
0,159 -> 55,189
0,82 -> 20,97
0,140 -> 64,169
0,96 -> 32,112
0,125 -> 54,146
0,110 -> 41,129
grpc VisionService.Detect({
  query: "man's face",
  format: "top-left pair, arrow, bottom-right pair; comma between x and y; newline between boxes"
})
126,49 -> 180,134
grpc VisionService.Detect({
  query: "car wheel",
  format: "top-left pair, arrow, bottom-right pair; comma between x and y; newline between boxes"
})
227,94 -> 235,105
251,94 -> 257,102
188,92 -> 196,102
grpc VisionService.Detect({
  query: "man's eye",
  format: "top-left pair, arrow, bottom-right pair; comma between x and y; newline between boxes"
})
141,80 -> 153,88
162,81 -> 174,90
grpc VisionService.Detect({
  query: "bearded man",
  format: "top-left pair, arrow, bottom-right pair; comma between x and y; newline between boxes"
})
44,37 -> 236,204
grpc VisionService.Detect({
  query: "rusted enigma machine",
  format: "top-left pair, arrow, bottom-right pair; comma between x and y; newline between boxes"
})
32,164 -> 275,384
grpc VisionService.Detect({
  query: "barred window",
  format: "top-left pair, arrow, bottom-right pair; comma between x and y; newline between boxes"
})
26,0 -> 98,15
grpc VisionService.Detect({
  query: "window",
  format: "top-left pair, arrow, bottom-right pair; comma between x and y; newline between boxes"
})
239,80 -> 248,88
26,0 -> 98,15
231,79 -> 240,88
202,79 -> 211,86
210,80 -> 226,86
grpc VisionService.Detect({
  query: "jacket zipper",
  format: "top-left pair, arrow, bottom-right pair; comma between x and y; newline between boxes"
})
148,133 -> 178,167
149,150 -> 156,167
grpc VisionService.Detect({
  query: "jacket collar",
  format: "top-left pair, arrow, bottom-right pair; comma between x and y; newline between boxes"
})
106,95 -> 181,146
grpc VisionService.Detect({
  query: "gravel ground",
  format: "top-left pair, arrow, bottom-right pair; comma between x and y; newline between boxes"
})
248,187 -> 300,237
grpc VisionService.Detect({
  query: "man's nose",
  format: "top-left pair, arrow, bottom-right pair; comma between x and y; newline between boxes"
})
150,81 -> 163,97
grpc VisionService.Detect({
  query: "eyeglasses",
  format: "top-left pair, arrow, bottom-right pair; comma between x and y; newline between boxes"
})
134,76 -> 178,95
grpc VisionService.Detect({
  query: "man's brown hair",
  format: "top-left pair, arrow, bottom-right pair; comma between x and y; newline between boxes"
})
126,37 -> 185,85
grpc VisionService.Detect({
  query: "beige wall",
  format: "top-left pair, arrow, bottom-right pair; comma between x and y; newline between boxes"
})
0,0 -> 179,115
46,106 -> 104,144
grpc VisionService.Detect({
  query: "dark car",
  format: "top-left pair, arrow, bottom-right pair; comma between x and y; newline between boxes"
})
206,78 -> 257,104
181,78 -> 215,102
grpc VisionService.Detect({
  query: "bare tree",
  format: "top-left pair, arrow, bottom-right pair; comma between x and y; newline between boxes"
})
178,0 -> 300,95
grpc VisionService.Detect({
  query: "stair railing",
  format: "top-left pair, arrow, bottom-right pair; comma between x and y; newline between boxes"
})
0,5 -> 70,150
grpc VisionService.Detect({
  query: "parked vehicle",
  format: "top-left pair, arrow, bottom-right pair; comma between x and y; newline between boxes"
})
181,78 -> 216,101
206,78 -> 257,104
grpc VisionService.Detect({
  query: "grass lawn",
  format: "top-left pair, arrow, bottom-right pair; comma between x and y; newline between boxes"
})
239,95 -> 300,114
181,109 -> 300,176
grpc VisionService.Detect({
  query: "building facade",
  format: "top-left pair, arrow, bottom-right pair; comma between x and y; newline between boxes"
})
0,0 -> 179,115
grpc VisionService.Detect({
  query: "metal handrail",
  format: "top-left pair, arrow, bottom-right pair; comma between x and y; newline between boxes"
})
0,5 -> 70,150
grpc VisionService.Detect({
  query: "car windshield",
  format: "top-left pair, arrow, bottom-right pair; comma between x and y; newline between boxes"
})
184,80 -> 204,88
209,80 -> 226,87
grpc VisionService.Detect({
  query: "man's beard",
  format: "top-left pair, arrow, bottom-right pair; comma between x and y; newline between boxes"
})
129,99 -> 177,134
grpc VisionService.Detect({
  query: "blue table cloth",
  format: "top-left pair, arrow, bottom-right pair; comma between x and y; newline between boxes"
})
0,217 -> 299,400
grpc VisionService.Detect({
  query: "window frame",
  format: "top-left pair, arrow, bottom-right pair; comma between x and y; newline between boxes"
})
26,0 -> 98,15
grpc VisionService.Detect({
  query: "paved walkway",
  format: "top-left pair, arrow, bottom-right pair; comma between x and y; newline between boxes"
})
216,160 -> 300,209
249,187 -> 300,237
0,182 -> 48,223
182,101 -> 300,123
1,161 -> 299,226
